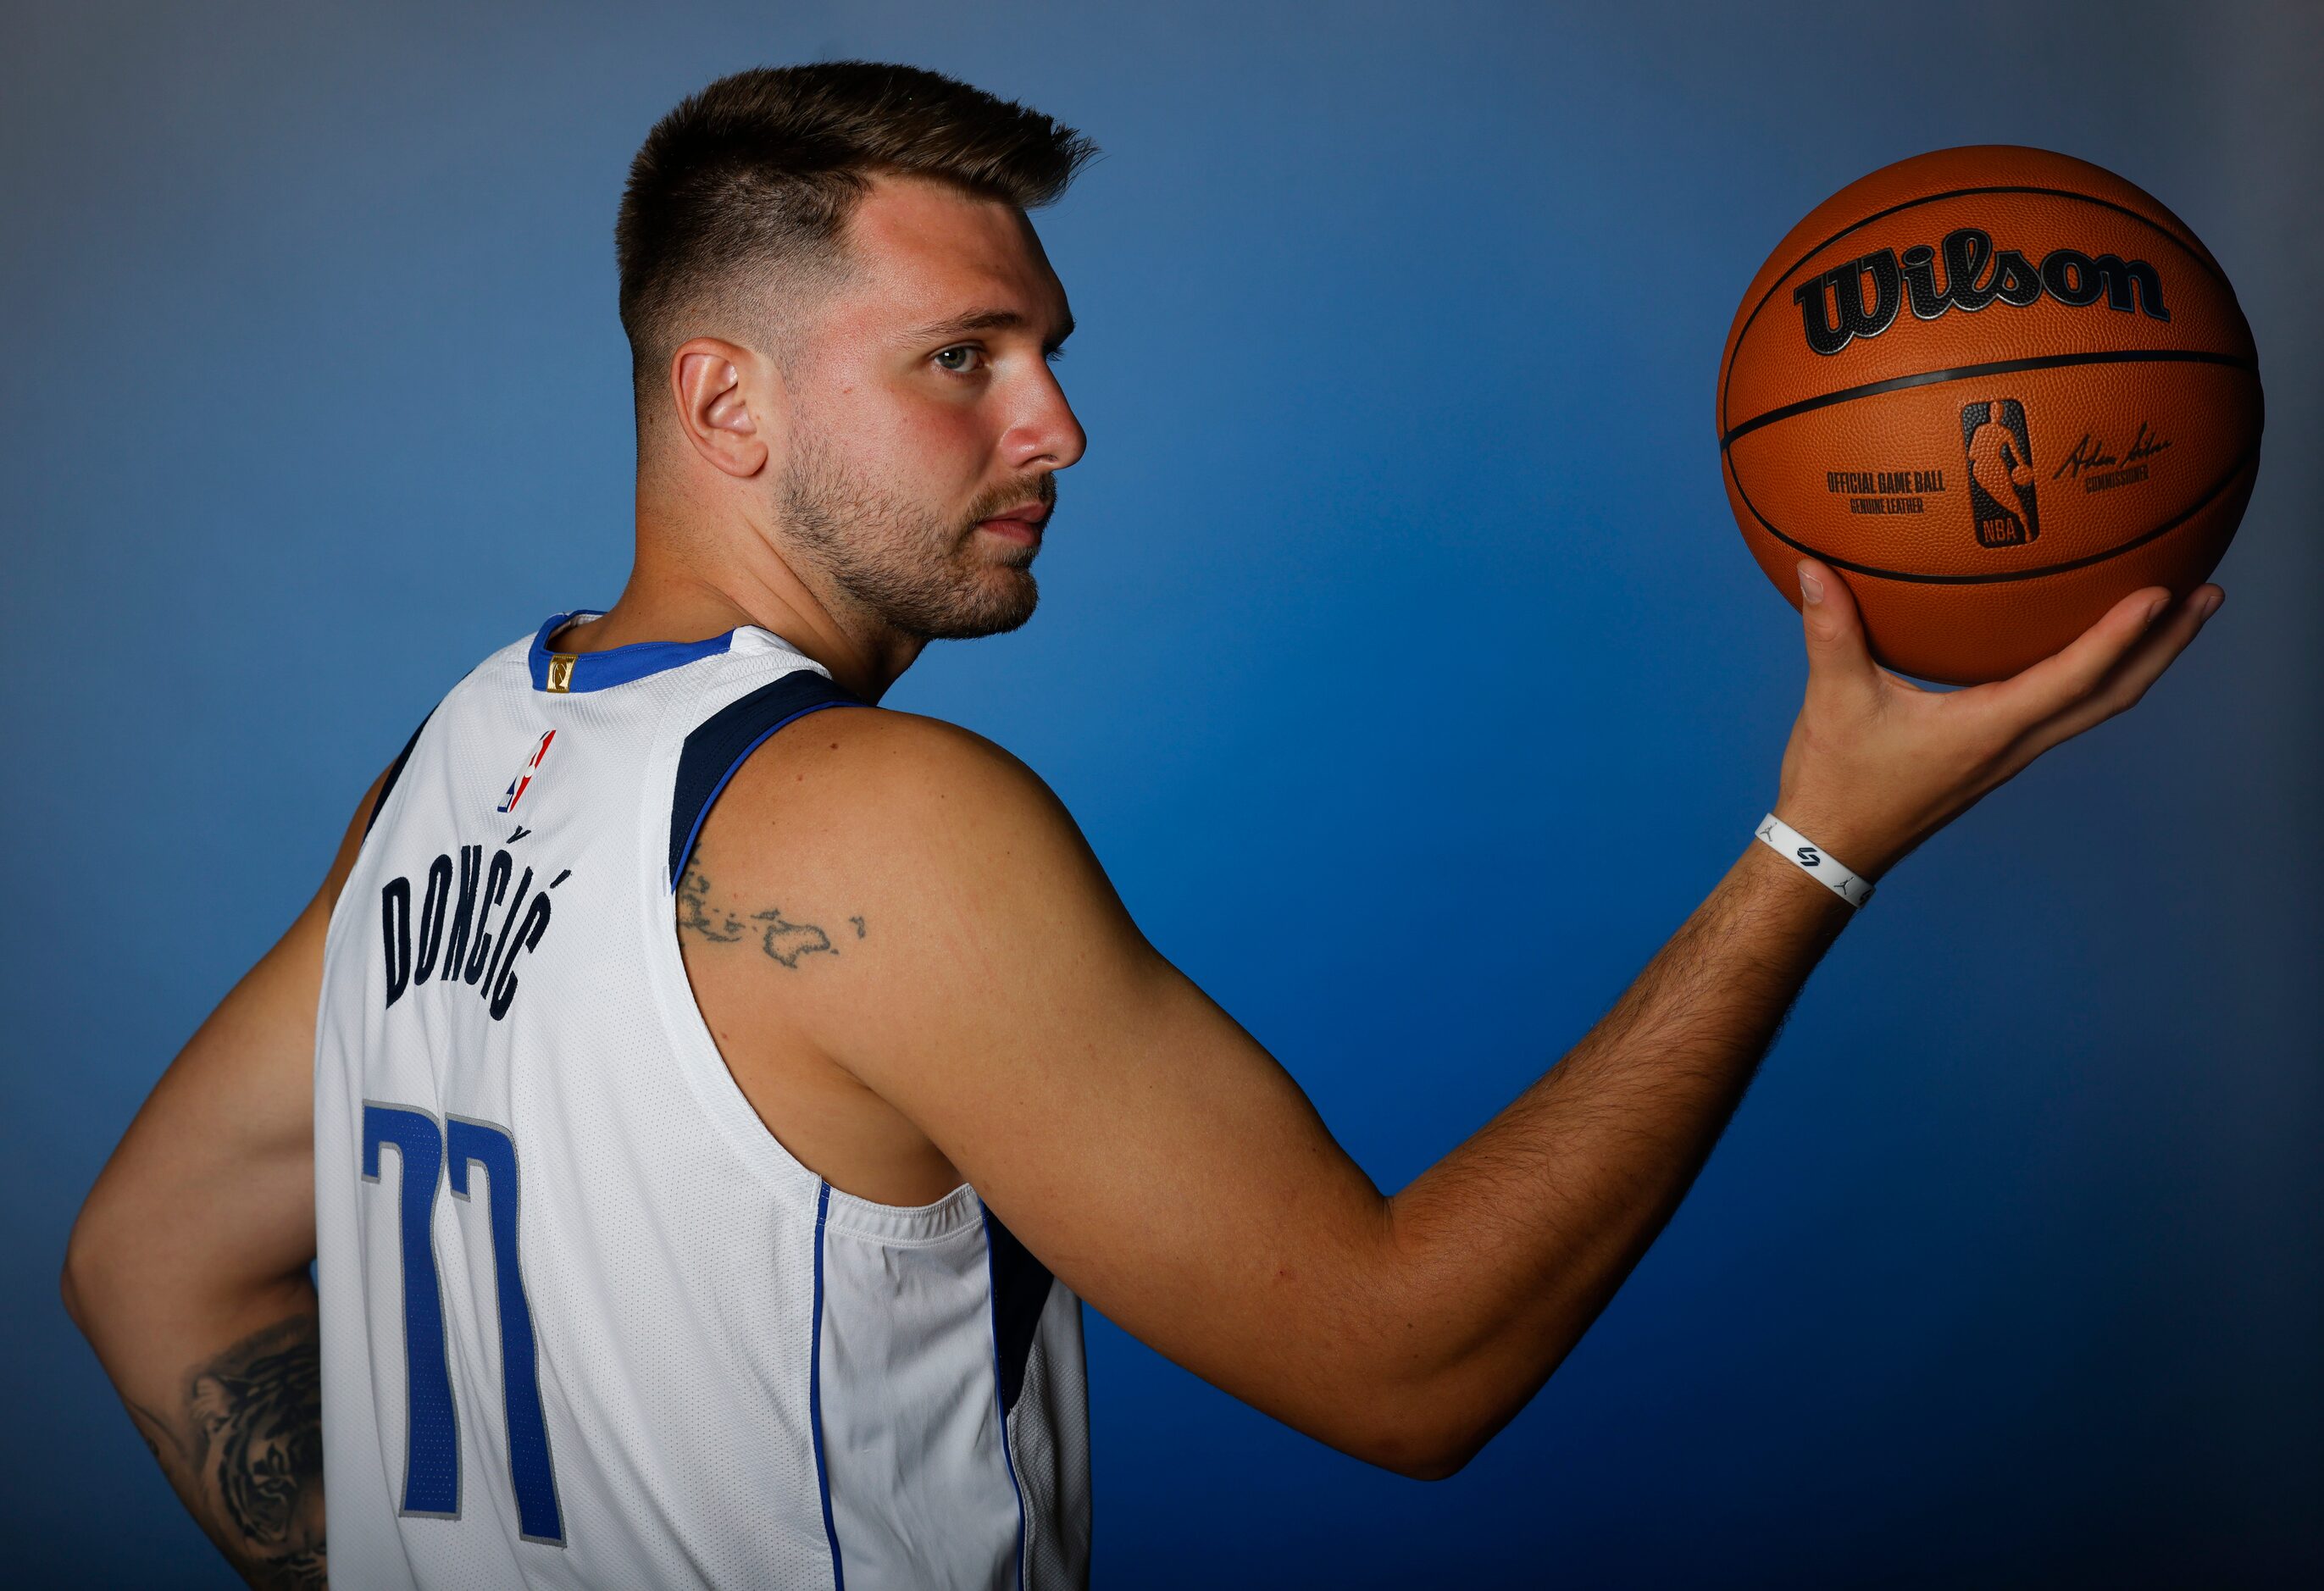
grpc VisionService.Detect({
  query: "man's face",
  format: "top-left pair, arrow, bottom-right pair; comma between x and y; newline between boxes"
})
773,173 -> 1084,641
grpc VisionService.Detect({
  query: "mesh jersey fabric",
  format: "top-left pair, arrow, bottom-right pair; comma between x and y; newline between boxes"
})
313,612 -> 1091,1589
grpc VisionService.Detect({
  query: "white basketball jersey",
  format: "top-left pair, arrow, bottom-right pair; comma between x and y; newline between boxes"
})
313,611 -> 1091,1589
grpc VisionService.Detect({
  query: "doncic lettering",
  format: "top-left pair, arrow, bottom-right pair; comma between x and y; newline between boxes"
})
1792,227 -> 2169,355
380,847 -> 564,1020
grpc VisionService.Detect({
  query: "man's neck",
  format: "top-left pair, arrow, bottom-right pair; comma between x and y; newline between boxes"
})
559,513 -> 924,705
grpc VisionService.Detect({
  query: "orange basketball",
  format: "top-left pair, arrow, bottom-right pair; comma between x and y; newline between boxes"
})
1717,145 -> 2262,685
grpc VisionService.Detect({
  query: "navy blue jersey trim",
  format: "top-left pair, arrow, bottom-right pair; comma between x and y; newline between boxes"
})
981,1203 -> 1055,1416
363,710 -> 435,840
982,1206 -> 1034,1591
666,670 -> 868,889
810,1183 -> 846,1591
527,611 -> 738,693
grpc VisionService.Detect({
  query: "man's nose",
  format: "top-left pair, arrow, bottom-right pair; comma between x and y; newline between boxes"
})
998,367 -> 1086,474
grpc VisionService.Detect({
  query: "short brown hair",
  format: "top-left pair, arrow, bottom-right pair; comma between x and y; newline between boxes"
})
615,62 -> 1095,407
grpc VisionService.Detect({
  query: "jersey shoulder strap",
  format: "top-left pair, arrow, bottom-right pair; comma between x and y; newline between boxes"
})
362,709 -> 435,840
666,668 -> 868,890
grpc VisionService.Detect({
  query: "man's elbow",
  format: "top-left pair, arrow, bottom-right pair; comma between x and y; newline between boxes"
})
61,1190 -> 140,1344
60,1209 -> 106,1339
1339,1381 -> 1494,1483
1323,1261 -> 1529,1479
58,1251 -> 86,1334
1367,1435 -> 1478,1483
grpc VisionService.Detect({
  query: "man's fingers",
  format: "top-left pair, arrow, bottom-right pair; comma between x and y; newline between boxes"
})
1795,557 -> 1879,701
1977,585 -> 2175,724
1979,585 -> 2221,759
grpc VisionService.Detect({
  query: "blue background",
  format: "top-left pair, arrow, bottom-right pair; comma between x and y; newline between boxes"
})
5,2 -> 2318,1583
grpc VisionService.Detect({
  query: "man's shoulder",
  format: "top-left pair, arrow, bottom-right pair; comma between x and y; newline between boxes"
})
735,701 -> 1041,810
684,701 -> 1116,1062
700,701 -> 1071,893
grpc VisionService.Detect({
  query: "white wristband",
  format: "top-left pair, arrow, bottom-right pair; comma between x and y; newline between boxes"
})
1755,812 -> 1876,908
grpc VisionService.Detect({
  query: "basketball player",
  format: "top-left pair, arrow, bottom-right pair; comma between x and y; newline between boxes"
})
61,62 -> 2225,1590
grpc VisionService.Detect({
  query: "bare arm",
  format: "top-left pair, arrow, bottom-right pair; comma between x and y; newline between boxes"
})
63,762 -> 390,1588
1379,838 -> 1850,1464
1376,563 -> 2223,1462
694,563 -> 2219,1479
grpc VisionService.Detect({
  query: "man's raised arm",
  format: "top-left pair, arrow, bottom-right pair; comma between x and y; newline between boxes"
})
63,762 -> 391,1588
700,560 -> 2218,1479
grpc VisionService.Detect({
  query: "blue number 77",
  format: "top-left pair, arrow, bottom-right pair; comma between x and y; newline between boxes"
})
362,1103 -> 564,1545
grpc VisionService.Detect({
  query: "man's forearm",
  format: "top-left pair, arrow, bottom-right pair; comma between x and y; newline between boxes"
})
1382,838 -> 1858,1466
69,1269 -> 328,1590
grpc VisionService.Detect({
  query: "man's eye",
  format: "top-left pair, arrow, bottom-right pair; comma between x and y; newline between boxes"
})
933,346 -> 985,374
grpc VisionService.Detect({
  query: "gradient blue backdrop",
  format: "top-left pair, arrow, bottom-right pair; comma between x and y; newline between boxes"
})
5,2 -> 2318,1583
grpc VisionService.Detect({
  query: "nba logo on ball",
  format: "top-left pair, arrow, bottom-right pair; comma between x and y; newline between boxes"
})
1961,398 -> 2040,547
496,729 -> 556,814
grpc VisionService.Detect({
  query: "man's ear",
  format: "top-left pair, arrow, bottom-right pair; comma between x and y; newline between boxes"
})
669,337 -> 781,479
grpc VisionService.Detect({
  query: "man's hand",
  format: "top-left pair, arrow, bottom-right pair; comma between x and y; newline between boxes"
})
63,762 -> 389,1588
1773,557 -> 2225,881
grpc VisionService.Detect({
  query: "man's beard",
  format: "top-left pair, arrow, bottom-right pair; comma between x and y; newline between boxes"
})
778,429 -> 1054,642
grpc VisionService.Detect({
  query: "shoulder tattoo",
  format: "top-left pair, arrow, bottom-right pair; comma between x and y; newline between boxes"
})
677,857 -> 865,971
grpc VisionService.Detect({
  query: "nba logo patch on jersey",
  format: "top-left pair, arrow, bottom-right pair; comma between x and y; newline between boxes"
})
496,729 -> 556,814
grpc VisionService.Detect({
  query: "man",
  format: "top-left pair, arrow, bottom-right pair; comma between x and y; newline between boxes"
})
61,60 -> 2224,1591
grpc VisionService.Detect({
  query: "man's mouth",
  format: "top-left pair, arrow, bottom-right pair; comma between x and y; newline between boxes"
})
975,502 -> 1051,545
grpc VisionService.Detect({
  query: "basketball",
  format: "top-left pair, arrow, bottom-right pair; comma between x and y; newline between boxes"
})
1717,145 -> 2262,685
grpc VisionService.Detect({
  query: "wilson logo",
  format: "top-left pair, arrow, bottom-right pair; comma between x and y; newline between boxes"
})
1794,227 -> 2169,356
